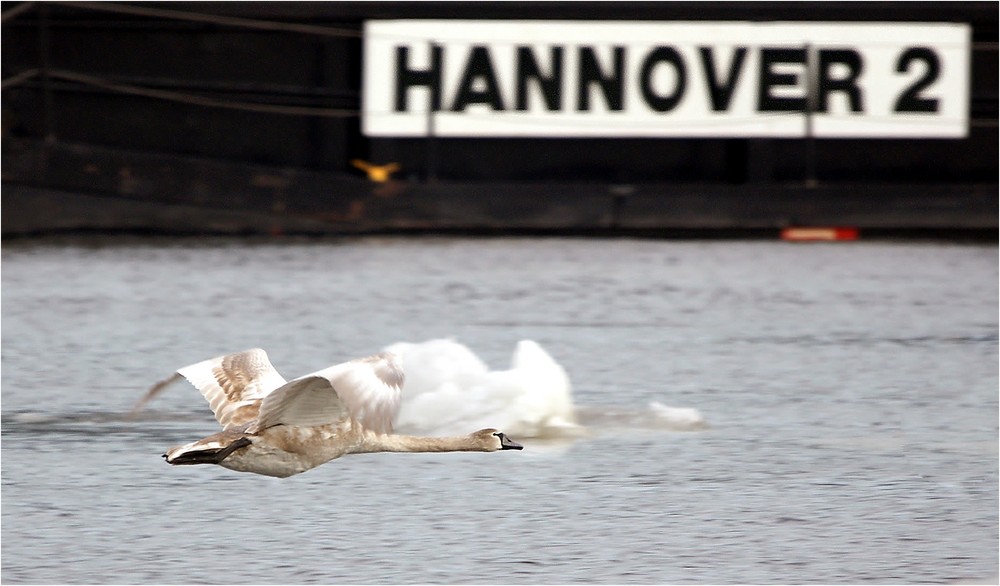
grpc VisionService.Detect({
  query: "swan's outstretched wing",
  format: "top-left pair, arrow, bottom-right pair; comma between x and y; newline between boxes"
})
129,371 -> 185,417
176,348 -> 288,430
250,352 -> 404,434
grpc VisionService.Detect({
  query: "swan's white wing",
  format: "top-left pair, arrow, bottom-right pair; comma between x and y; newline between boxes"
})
251,352 -> 404,434
177,348 -> 288,430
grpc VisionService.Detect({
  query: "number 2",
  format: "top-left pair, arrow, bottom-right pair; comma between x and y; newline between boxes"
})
894,47 -> 941,113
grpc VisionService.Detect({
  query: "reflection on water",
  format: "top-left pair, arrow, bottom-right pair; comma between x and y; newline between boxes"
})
2,236 -> 997,584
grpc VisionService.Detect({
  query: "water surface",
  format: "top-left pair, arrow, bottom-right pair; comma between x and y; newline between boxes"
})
2,236 -> 997,584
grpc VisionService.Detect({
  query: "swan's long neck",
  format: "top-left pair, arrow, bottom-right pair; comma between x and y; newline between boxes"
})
359,432 -> 483,454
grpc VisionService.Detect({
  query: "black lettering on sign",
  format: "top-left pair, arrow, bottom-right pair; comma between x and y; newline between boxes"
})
758,48 -> 807,112
894,47 -> 940,113
639,47 -> 687,112
577,46 -> 625,111
516,46 -> 563,111
394,45 -> 442,112
818,49 -> 864,112
699,46 -> 747,112
452,45 -> 505,112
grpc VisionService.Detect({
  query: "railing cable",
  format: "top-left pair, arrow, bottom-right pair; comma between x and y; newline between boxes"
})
45,1 -> 362,38
2,68 -> 360,117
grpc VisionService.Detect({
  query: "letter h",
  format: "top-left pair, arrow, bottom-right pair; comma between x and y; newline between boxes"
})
395,45 -> 443,112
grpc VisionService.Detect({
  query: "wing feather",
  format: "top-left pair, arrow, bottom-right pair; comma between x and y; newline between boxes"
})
251,352 -> 403,434
177,348 -> 287,430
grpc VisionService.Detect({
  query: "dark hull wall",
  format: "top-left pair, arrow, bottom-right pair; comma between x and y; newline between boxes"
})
2,2 -> 996,236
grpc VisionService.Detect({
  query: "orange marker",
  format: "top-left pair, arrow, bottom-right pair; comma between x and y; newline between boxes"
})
780,227 -> 860,241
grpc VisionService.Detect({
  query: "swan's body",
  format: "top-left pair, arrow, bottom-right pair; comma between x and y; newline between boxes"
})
138,349 -> 522,478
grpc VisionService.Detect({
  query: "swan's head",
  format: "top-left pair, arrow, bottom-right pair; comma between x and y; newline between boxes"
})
472,428 -> 523,451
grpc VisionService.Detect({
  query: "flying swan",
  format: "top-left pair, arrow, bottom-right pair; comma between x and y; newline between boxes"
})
134,349 -> 523,478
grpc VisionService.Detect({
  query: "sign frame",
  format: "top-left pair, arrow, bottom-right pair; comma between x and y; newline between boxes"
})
362,20 -> 970,138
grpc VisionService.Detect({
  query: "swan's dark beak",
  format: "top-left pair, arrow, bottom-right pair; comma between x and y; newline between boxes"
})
498,433 -> 523,450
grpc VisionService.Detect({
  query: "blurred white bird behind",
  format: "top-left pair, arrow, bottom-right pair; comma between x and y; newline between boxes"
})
385,339 -> 580,438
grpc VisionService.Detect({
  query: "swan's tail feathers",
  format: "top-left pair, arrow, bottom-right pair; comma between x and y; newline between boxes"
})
163,437 -> 251,466
128,372 -> 183,418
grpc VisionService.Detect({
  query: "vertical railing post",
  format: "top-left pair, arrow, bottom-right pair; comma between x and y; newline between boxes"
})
38,3 -> 56,143
804,43 -> 818,188
424,40 -> 438,183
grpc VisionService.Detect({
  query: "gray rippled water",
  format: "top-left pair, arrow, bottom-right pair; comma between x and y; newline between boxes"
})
2,236 -> 997,584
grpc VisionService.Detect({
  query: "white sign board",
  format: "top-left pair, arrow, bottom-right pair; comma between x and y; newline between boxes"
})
362,20 -> 969,138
